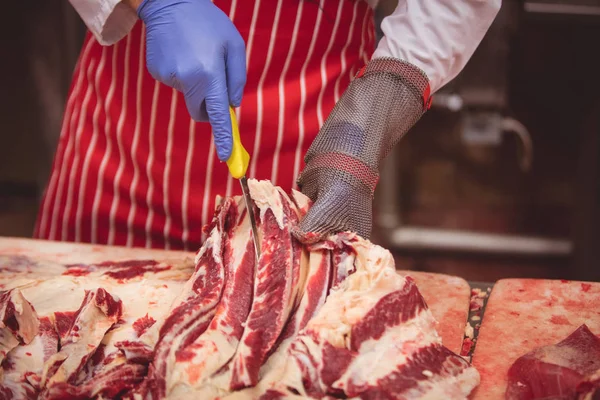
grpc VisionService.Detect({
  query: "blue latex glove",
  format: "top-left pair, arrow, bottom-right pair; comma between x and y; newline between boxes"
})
137,0 -> 247,161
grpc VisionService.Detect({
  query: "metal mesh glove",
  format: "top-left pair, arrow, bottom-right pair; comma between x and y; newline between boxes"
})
295,57 -> 431,243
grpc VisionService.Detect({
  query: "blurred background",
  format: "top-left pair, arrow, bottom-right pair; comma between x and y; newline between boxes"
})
0,0 -> 599,283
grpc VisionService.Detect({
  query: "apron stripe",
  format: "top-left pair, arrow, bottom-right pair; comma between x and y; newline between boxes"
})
36,37 -> 96,238
364,12 -> 374,64
57,58 -> 97,241
108,32 -> 133,245
351,9 -> 370,79
142,81 -> 161,249
67,51 -> 105,242
161,89 -> 178,250
65,54 -> 95,241
245,0 -> 266,180
316,0 -> 345,129
270,0 -> 304,185
249,0 -> 284,181
200,138 -> 216,244
293,2 -> 326,189
180,119 -> 196,251
46,46 -> 95,240
124,27 -> 147,248
91,41 -> 119,244
334,0 -> 359,103
76,46 -> 109,243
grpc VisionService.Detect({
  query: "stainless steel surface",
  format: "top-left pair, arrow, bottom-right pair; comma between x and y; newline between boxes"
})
240,176 -> 261,260
387,227 -> 572,257
501,117 -> 534,172
461,113 -> 533,172
524,2 -> 600,16
429,93 -> 464,112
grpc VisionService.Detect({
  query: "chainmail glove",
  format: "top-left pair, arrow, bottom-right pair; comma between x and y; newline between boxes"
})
294,57 -> 432,243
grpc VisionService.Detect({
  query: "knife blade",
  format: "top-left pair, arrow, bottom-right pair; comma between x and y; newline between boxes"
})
240,176 -> 261,259
226,106 -> 261,260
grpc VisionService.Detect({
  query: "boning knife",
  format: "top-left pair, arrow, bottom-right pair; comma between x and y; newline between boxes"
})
226,106 -> 261,261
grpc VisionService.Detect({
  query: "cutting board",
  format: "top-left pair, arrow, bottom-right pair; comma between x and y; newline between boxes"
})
0,238 -> 471,356
399,270 -> 471,355
470,278 -> 600,399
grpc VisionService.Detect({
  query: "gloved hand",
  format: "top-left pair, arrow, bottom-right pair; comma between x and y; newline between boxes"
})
295,57 -> 432,243
137,0 -> 247,162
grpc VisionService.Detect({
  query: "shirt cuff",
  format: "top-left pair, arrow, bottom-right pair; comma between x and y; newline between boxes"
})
69,0 -> 138,45
372,0 -> 502,93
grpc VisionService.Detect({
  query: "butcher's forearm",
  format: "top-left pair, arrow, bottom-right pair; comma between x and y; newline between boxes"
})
69,0 -> 138,45
373,0 -> 502,93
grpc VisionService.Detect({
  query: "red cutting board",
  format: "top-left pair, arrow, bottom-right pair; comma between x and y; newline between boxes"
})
470,278 -> 600,399
399,270 -> 471,355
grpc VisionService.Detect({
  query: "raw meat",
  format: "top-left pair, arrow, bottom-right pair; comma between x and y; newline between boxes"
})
0,255 -> 194,399
0,179 -> 480,399
471,278 -> 600,399
140,198 -> 239,399
251,235 -> 479,399
0,316 -> 58,399
164,197 -> 256,397
40,288 -> 123,395
506,324 -> 600,400
0,289 -> 39,366
228,183 -> 306,390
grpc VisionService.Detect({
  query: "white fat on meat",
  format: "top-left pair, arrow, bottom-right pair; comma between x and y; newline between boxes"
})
249,180 -> 286,229
0,289 -> 40,369
40,288 -> 123,389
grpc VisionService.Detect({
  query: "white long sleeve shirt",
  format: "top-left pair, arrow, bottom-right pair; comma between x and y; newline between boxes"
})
69,0 -> 137,46
373,0 -> 501,92
69,0 -> 501,94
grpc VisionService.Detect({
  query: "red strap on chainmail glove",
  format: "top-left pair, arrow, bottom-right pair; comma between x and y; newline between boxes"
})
294,57 -> 432,243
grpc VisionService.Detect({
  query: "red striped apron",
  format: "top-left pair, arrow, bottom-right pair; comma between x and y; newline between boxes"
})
34,0 -> 375,251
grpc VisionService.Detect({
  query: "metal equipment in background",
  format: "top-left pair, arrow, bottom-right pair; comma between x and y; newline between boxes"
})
523,0 -> 600,21
374,0 -> 575,258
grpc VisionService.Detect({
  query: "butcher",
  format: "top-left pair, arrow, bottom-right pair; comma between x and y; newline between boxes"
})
34,0 -> 501,250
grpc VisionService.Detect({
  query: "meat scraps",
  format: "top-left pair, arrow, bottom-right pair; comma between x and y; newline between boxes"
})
506,324 -> 600,400
0,179 -> 480,399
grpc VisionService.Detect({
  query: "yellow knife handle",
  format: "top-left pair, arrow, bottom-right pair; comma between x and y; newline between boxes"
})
226,106 -> 250,179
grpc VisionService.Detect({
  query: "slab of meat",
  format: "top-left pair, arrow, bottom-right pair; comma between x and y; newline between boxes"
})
0,289 -> 39,367
253,235 -> 479,400
1,316 -> 58,400
0,179 -> 479,399
138,198 -> 239,399
39,288 -> 123,394
471,279 -> 600,399
166,198 -> 255,396
506,324 -> 600,400
228,183 -> 306,390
